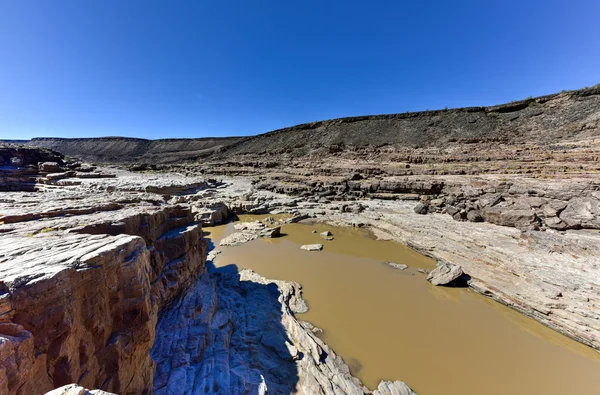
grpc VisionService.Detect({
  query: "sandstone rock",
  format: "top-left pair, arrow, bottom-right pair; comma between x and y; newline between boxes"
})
427,262 -> 464,286
320,230 -> 333,237
300,244 -> 323,251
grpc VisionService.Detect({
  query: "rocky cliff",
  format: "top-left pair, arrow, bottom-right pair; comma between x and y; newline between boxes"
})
0,158 -> 209,393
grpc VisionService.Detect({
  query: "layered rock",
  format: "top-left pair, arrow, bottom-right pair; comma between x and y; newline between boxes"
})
0,164 -> 209,394
0,233 -> 156,394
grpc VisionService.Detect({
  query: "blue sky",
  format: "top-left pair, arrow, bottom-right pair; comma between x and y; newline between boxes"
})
0,1 -> 599,140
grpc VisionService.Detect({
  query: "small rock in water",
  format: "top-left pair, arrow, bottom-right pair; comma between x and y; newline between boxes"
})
311,230 -> 317,234
427,262 -> 464,285
259,226 -> 281,238
320,230 -> 333,237
417,268 -> 429,274
220,232 -> 258,246
287,213 -> 310,223
301,244 -> 323,251
386,262 -> 408,270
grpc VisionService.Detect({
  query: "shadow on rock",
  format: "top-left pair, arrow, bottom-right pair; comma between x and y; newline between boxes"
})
151,262 -> 300,394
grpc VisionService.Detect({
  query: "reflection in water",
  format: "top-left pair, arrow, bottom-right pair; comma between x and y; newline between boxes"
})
206,216 -> 600,395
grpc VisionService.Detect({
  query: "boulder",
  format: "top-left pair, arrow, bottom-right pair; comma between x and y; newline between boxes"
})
559,197 -> 600,229
427,262 -> 464,286
414,203 -> 429,215
259,226 -> 281,238
481,207 -> 536,228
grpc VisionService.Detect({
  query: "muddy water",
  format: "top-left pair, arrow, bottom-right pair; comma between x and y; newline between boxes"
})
206,217 -> 600,395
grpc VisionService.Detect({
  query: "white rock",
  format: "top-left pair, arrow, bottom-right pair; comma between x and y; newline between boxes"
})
300,244 -> 323,251
386,262 -> 408,270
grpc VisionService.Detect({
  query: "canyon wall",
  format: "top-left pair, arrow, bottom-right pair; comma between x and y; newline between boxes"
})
0,158 -> 209,394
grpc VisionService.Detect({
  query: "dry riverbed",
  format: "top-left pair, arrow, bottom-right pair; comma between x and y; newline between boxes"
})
206,215 -> 600,395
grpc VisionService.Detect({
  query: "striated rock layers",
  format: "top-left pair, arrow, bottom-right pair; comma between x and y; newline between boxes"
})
0,167 -> 209,393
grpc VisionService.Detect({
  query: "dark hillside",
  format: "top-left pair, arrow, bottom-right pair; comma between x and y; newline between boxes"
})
5,86 -> 599,163
217,87 -> 600,158
24,136 -> 245,163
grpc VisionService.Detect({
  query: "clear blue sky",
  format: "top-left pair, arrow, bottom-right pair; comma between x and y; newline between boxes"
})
1,1 -> 599,140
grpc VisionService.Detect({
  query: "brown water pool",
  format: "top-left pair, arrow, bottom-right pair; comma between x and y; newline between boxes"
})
205,216 -> 600,395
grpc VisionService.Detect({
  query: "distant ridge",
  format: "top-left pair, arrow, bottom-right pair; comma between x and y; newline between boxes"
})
5,85 -> 599,163
23,136 -> 246,163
